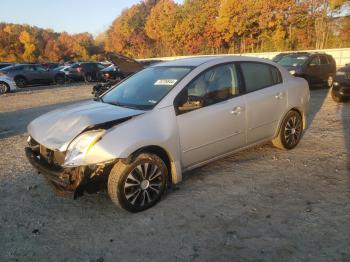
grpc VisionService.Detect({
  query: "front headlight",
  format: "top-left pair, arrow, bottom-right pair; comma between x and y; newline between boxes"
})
289,70 -> 296,75
64,130 -> 105,167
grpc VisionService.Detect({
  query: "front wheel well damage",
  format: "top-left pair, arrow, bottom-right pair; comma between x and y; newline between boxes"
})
128,146 -> 172,184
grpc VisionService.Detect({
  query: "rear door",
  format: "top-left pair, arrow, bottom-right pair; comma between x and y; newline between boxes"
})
175,63 -> 247,168
240,62 -> 287,144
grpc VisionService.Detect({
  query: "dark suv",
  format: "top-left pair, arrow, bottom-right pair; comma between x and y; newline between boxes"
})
0,64 -> 66,88
275,53 -> 336,88
67,62 -> 106,82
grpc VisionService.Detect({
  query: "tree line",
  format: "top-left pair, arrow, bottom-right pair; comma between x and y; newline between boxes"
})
0,23 -> 104,62
0,0 -> 349,62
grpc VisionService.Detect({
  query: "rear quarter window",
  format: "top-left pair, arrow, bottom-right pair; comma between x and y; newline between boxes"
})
240,62 -> 282,93
320,55 -> 329,65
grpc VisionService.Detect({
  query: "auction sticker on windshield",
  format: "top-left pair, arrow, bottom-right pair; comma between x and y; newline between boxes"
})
154,79 -> 178,86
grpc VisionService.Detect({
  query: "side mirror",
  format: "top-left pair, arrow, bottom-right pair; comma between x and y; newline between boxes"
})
177,95 -> 204,114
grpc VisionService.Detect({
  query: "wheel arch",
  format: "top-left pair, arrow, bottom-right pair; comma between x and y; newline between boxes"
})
274,107 -> 305,138
14,74 -> 27,81
127,145 -> 181,185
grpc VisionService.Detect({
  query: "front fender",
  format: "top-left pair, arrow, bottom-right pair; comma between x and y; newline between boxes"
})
84,105 -> 181,169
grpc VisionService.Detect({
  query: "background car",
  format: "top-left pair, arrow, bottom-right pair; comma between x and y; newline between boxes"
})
332,64 -> 350,102
98,64 -> 125,82
0,64 -> 66,88
276,52 -> 336,88
67,62 -> 107,82
92,53 -> 145,97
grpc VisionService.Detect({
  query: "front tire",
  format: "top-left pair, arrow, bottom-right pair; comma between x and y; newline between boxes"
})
273,110 -> 303,150
108,153 -> 167,212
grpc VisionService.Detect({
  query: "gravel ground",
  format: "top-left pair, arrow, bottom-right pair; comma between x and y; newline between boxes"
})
0,85 -> 349,262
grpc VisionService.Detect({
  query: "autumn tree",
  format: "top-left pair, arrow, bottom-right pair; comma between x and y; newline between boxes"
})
106,0 -> 157,58
145,0 -> 179,56
19,31 -> 36,61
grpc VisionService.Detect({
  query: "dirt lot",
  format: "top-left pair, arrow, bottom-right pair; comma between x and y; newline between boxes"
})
0,84 -> 350,262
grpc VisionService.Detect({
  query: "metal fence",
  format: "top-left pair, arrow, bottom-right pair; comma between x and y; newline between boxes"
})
142,48 -> 350,67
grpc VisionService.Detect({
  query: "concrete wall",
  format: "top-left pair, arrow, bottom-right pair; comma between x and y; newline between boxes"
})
141,48 -> 350,67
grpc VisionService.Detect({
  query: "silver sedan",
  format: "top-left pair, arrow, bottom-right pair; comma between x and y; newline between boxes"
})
26,56 -> 310,212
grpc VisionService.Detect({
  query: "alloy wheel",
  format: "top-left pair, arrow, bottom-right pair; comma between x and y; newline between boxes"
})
0,83 -> 8,94
123,162 -> 164,207
15,78 -> 26,88
284,114 -> 302,148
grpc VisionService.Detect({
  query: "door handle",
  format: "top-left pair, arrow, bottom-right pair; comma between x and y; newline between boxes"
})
275,92 -> 284,99
231,106 -> 244,115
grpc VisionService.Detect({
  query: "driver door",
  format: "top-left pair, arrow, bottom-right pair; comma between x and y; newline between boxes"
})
34,65 -> 52,83
175,63 -> 247,168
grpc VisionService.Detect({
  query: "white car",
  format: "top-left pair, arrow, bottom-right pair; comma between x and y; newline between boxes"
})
0,74 -> 17,94
26,56 -> 310,212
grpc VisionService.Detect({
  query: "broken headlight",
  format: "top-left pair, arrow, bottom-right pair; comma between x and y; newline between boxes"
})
63,130 -> 105,167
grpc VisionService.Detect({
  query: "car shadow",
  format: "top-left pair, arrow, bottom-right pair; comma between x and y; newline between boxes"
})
340,101 -> 350,188
306,86 -> 330,130
0,99 -> 88,139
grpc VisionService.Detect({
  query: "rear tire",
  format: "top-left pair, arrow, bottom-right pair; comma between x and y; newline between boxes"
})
15,76 -> 27,88
0,82 -> 9,94
273,110 -> 303,150
108,153 -> 167,212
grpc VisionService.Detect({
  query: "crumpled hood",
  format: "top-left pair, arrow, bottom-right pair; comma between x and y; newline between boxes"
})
28,100 -> 144,151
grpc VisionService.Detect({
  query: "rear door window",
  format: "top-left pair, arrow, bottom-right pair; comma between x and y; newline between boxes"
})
22,65 -> 35,71
240,62 -> 282,93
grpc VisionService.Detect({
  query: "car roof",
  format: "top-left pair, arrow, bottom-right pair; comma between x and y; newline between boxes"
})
152,56 -> 274,67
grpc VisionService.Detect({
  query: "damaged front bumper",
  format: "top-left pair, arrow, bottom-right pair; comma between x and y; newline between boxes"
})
25,147 -> 86,197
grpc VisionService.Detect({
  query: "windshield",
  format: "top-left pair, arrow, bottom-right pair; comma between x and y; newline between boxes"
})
102,66 -> 192,110
277,56 -> 308,67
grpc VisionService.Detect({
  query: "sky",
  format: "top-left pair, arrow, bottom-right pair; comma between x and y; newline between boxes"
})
0,0 -> 183,36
